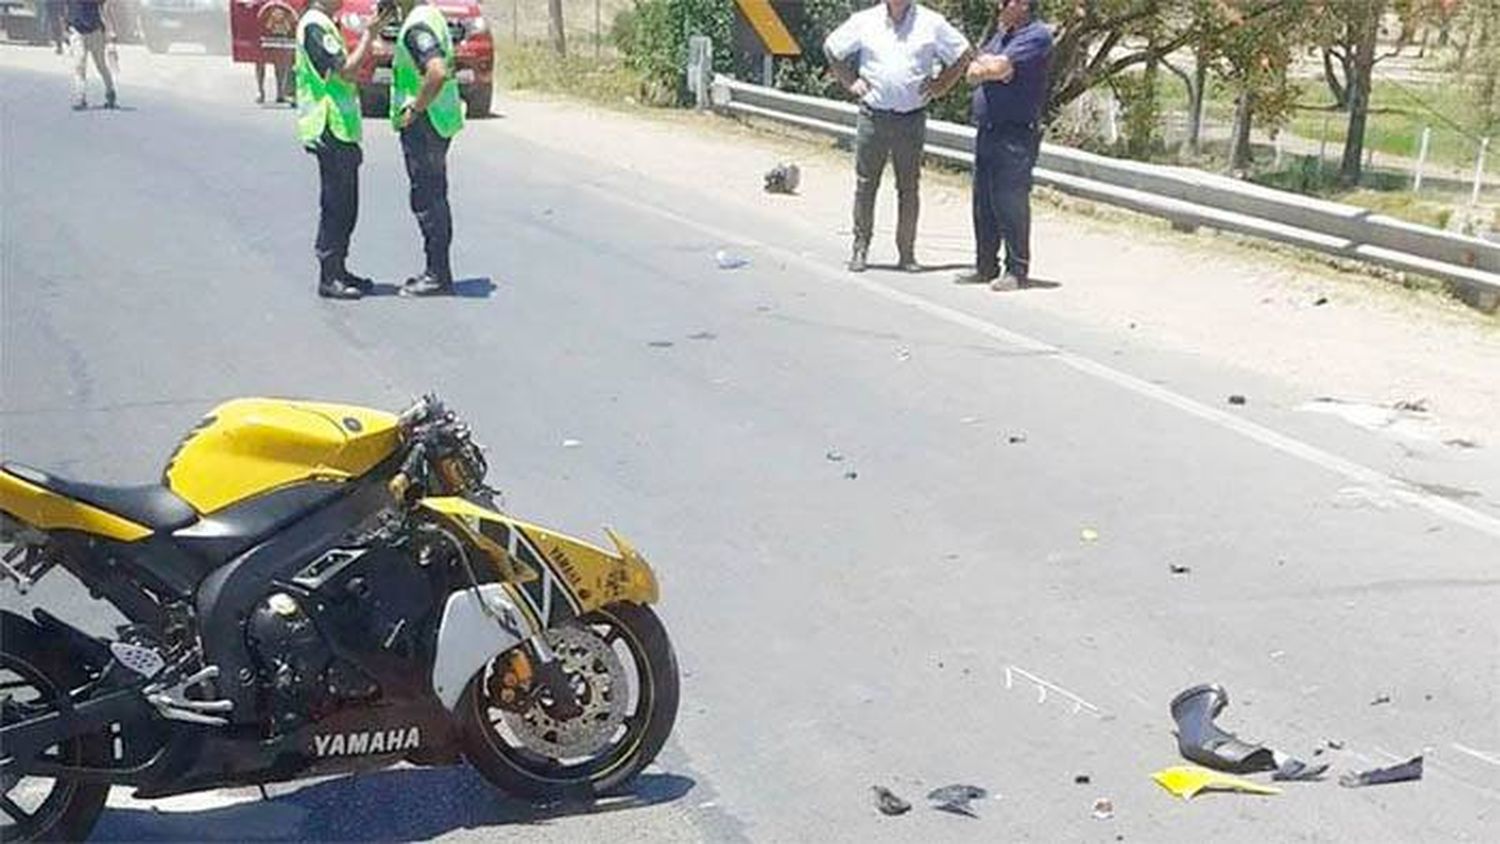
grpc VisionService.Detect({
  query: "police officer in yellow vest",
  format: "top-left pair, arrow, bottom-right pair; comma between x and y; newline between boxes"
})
391,0 -> 464,296
295,0 -> 391,299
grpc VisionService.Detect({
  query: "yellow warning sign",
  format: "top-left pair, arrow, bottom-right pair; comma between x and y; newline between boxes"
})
736,0 -> 802,57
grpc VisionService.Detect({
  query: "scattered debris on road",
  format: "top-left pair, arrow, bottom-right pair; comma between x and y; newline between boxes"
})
1313,296 -> 1330,306
1169,563 -> 1192,576
1170,684 -> 1277,774
688,331 -> 717,341
959,416 -> 981,425
1273,756 -> 1329,781
714,249 -> 749,270
1074,774 -> 1092,785
872,785 -> 912,816
1081,528 -> 1100,542
1444,437 -> 1479,449
1228,394 -> 1247,406
1326,739 -> 1345,751
1370,693 -> 1392,706
896,346 -> 912,361
1091,797 -> 1115,819
764,162 -> 801,194
647,340 -> 675,348
825,449 -> 845,462
561,439 -> 582,448
843,470 -> 859,480
1153,766 -> 1281,798
1340,756 -> 1423,788
1007,433 -> 1028,444
927,784 -> 987,818
1392,398 -> 1430,413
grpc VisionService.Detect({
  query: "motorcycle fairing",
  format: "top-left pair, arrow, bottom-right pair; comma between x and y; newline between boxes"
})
0,464 -> 153,542
417,496 -> 660,621
164,399 -> 401,515
430,584 -> 531,709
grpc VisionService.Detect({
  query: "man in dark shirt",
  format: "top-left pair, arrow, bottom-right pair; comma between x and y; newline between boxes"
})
65,0 -> 117,110
955,0 -> 1053,291
296,0 -> 390,299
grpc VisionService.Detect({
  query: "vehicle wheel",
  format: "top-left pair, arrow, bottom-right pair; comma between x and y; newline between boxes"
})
359,87 -> 388,120
459,603 -> 679,800
463,84 -> 493,119
0,616 -> 112,843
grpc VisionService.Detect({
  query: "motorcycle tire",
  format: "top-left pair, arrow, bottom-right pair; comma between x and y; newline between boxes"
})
0,615 -> 112,843
458,602 -> 679,800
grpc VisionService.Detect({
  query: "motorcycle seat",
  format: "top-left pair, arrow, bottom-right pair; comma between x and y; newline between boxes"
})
3,462 -> 199,534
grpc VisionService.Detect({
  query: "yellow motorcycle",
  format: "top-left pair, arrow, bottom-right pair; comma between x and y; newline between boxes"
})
0,395 -> 678,841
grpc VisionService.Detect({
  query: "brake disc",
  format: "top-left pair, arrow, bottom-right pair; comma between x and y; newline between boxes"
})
500,624 -> 629,759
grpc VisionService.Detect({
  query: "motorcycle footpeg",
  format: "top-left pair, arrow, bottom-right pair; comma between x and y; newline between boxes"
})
146,664 -> 234,726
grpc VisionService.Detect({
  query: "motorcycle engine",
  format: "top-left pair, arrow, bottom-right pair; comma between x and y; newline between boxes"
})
246,545 -> 439,735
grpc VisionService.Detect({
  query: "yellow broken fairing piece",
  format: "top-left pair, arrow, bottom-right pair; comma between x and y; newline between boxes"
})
1153,766 -> 1282,798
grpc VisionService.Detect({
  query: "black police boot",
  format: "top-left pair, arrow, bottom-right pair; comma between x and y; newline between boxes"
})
399,271 -> 454,297
318,273 -> 364,300
338,270 -> 375,295
104,90 -> 118,110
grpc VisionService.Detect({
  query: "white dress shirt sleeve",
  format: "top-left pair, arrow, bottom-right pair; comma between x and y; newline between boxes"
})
824,14 -> 863,61
931,12 -> 971,65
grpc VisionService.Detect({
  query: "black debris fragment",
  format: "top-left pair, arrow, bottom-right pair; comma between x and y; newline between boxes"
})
1339,756 -> 1423,788
1007,433 -> 1028,444
1171,684 -> 1276,773
1273,757 -> 1330,781
647,340 -> 675,348
872,785 -> 912,816
1326,740 -> 1345,750
1169,563 -> 1192,576
927,784 -> 987,818
1313,296 -> 1329,306
1370,693 -> 1392,706
1228,395 -> 1247,406
1074,774 -> 1092,785
843,470 -> 859,480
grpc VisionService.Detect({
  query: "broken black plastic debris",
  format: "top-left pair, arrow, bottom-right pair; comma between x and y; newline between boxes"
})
843,470 -> 858,480
927,784 -> 987,817
764,162 -> 801,195
1272,756 -> 1329,782
1169,563 -> 1192,575
1313,296 -> 1329,306
1074,774 -> 1091,785
1228,395 -> 1247,406
872,785 -> 912,815
1007,433 -> 1028,444
1370,693 -> 1392,706
1339,756 -> 1423,788
1170,684 -> 1276,773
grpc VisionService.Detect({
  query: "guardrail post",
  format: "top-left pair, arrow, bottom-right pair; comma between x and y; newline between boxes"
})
1414,126 -> 1431,192
1471,137 -> 1489,208
687,36 -> 713,110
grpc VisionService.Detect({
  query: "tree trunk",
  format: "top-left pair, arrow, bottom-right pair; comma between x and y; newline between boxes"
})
1339,7 -> 1380,186
1322,48 -> 1349,110
1190,40 -> 1208,154
548,0 -> 566,56
1230,89 -> 1255,173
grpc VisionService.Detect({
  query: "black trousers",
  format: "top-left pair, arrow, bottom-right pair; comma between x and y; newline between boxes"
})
309,132 -> 362,280
972,126 -> 1040,280
400,116 -> 453,282
853,107 -> 925,259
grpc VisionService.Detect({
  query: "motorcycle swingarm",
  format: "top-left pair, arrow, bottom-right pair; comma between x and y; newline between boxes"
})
0,687 -> 156,774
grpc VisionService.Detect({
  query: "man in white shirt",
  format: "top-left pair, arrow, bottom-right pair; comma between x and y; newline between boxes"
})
825,0 -> 972,272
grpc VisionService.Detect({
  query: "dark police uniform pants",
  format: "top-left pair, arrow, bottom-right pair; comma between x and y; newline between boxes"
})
854,107 -> 925,260
972,125 -> 1040,281
400,115 -> 453,282
309,131 -> 362,281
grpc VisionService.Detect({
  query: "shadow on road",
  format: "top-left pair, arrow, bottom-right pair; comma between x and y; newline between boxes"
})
363,277 -> 496,299
91,766 -> 696,841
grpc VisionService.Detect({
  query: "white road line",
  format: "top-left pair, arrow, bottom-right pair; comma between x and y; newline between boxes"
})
1452,743 -> 1500,768
578,180 -> 1500,541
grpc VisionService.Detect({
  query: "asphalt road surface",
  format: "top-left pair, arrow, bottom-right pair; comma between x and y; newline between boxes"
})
3,44 -> 1499,842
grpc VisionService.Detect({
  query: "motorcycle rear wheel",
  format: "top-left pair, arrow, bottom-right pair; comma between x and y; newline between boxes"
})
0,617 -> 112,843
459,602 -> 679,800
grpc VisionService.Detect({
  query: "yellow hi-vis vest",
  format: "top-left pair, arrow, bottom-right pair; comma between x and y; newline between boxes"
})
294,9 -> 361,145
391,4 -> 464,138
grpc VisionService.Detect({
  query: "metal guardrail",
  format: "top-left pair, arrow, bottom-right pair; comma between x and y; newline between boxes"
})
710,75 -> 1500,310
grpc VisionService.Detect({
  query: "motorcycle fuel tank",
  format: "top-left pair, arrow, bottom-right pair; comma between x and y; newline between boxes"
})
164,399 -> 400,514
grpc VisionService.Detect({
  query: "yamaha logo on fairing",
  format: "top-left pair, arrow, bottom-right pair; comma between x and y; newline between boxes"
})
313,727 -> 421,758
